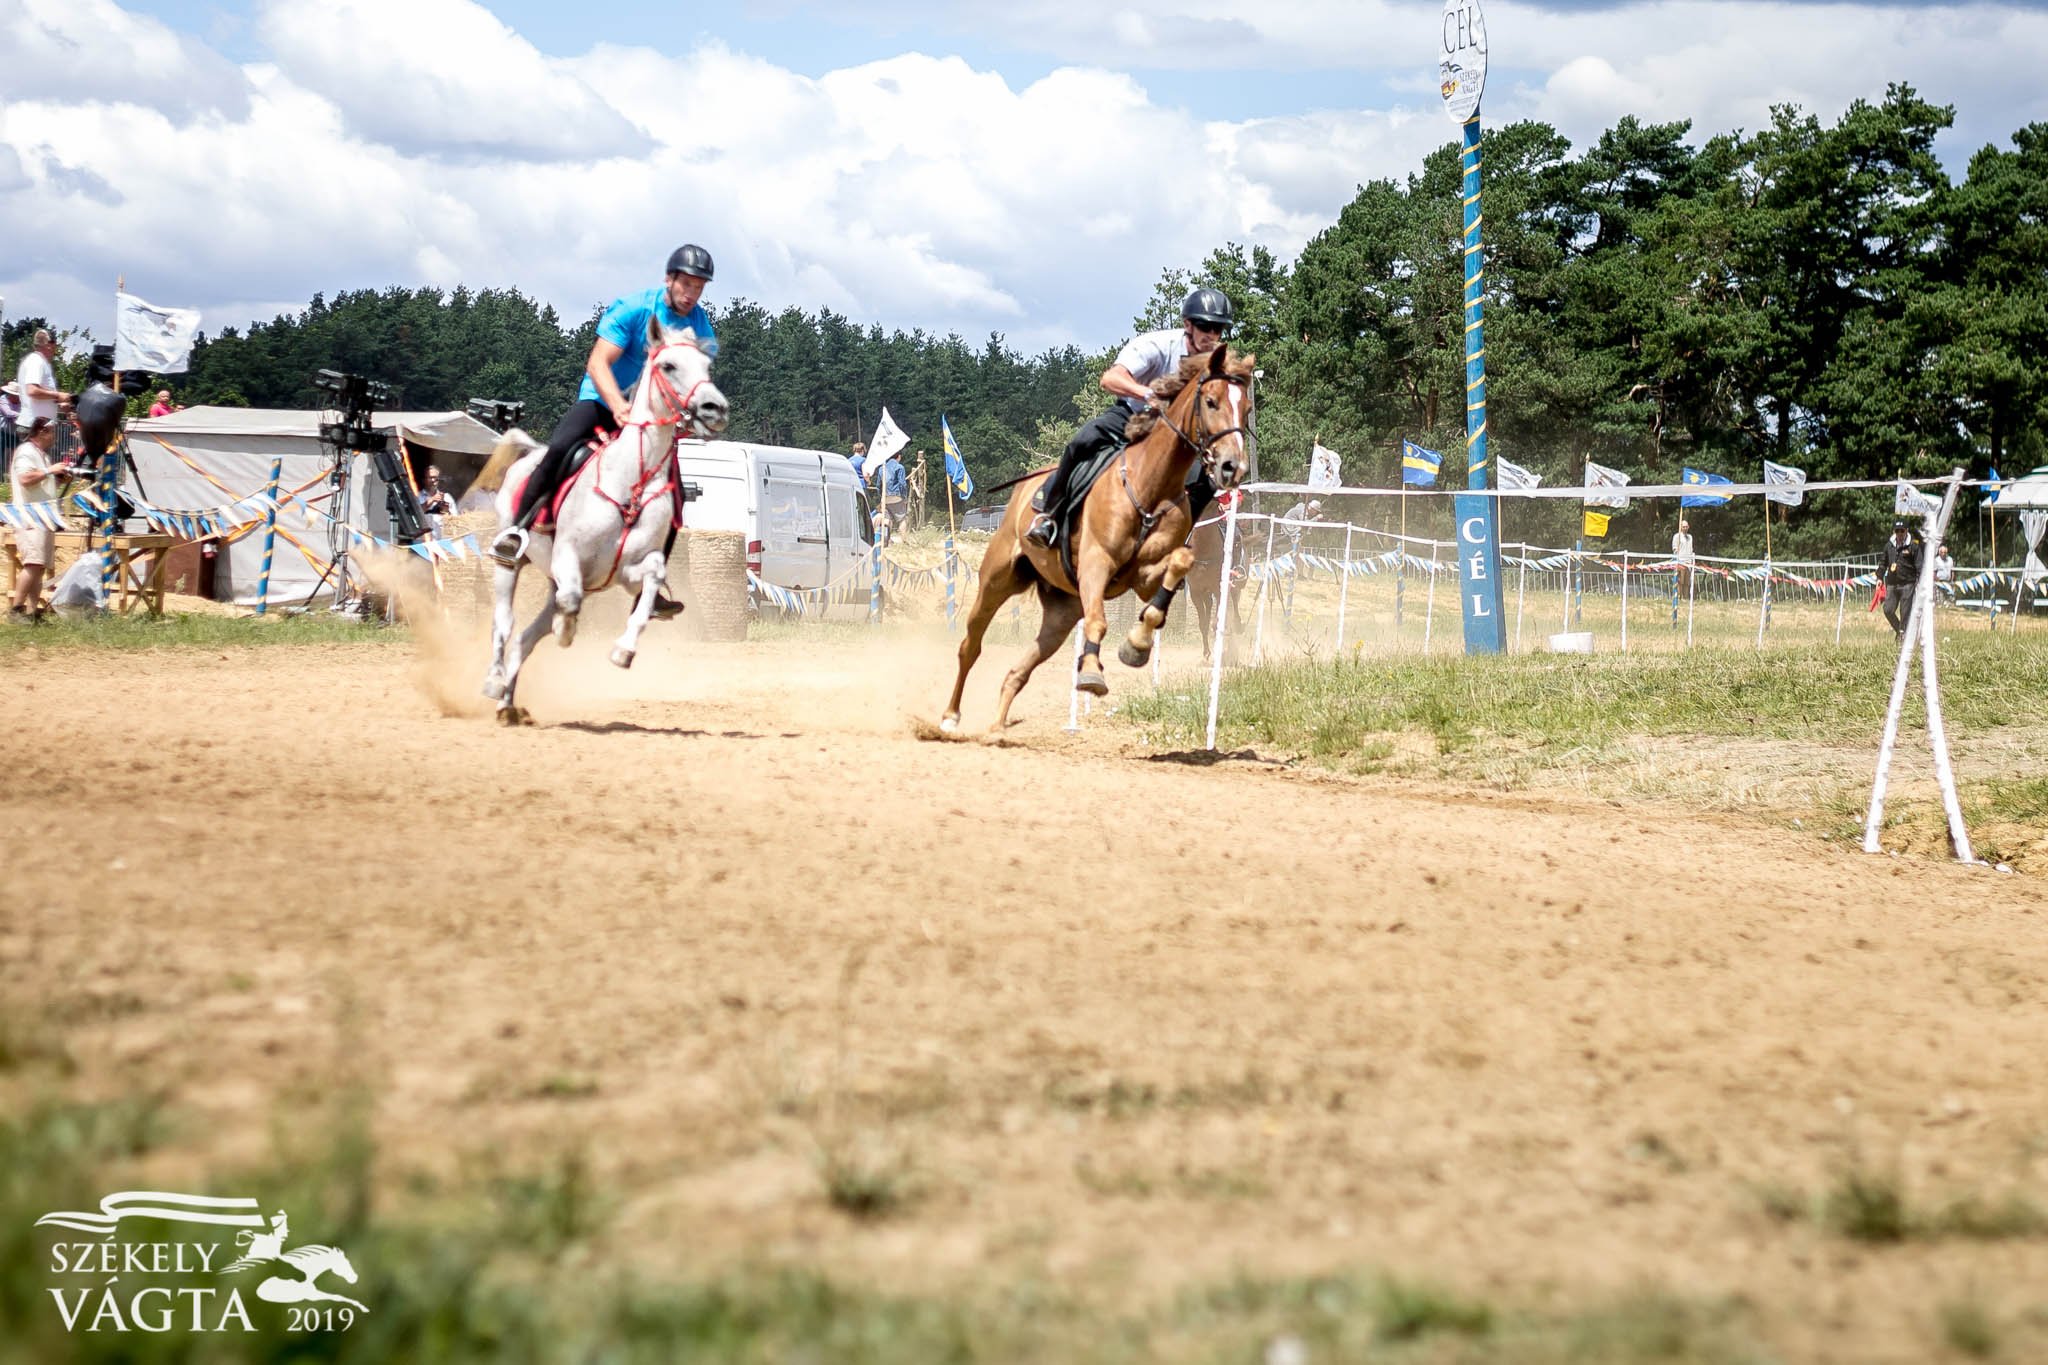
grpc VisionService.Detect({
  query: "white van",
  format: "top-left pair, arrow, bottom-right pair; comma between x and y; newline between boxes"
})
674,440 -> 874,610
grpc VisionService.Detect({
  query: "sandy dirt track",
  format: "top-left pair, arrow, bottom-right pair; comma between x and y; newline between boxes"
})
3,623 -> 2045,1360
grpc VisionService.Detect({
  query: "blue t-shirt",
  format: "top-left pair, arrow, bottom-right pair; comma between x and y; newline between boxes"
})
884,458 -> 908,497
578,286 -> 719,404
849,455 -> 865,481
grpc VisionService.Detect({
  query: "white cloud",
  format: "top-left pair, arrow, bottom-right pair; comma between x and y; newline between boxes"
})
254,0 -> 648,162
6,0 -> 252,118
4,0 -> 2048,359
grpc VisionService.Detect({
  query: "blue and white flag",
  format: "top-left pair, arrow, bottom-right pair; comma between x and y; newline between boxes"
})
1401,440 -> 1441,488
1763,459 -> 1806,507
1680,468 -> 1732,507
941,415 -> 973,500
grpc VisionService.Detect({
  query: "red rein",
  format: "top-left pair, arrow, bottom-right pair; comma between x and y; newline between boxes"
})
572,342 -> 708,591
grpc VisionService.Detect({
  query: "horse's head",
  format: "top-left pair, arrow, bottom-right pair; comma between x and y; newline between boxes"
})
644,316 -> 729,438
1167,344 -> 1255,492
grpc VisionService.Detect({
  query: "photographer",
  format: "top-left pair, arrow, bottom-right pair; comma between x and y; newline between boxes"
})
9,418 -> 76,622
420,465 -> 456,536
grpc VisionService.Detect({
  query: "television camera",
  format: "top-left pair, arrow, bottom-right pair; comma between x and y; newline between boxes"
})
466,397 -> 526,434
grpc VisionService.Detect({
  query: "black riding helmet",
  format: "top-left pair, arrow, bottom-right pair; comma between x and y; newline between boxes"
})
1181,287 -> 1233,331
666,244 -> 715,281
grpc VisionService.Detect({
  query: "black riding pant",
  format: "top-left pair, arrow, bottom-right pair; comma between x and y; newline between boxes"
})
514,398 -> 610,526
1038,404 -> 1133,511
1883,579 -> 1917,636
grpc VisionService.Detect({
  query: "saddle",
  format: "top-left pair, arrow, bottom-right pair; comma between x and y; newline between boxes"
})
511,435 -> 610,531
1044,441 -> 1214,584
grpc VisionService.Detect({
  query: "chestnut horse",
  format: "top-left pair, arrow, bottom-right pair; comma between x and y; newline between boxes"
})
941,344 -> 1254,732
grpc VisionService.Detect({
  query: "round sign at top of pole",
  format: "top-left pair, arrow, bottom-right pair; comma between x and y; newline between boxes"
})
1440,0 -> 1488,121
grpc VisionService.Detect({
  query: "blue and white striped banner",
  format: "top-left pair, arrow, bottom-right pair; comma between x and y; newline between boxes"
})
0,501 -> 70,531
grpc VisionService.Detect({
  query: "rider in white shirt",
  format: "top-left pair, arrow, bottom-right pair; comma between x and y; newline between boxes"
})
1025,288 -> 1234,549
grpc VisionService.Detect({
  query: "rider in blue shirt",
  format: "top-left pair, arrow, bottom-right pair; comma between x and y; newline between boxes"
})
493,245 -> 720,614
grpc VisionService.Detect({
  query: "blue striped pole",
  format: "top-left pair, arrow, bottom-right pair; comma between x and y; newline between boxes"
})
1452,111 -> 1506,652
869,532 -> 882,624
255,455 -> 283,615
96,447 -> 119,609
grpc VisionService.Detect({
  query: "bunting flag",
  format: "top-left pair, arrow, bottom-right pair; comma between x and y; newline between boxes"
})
0,502 -> 70,531
1583,509 -> 1611,538
1763,459 -> 1807,507
1496,457 -> 1541,491
1401,440 -> 1441,487
941,415 -> 974,500
1680,468 -> 1733,507
1584,460 -> 1632,509
1308,442 -> 1343,490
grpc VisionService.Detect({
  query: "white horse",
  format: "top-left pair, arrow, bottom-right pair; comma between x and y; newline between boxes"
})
476,317 -> 728,723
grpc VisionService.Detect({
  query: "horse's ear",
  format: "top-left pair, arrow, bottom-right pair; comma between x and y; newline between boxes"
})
1208,344 -> 1229,376
647,311 -> 664,350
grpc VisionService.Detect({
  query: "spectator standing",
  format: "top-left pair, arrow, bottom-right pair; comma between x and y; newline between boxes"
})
848,441 -> 867,485
1280,497 -> 1323,550
1671,519 -> 1695,599
9,418 -> 75,621
419,465 -> 456,536
15,330 -> 71,432
1933,542 -> 1955,600
1880,520 -> 1922,638
1,381 -> 20,433
148,390 -> 175,418
882,449 -> 909,543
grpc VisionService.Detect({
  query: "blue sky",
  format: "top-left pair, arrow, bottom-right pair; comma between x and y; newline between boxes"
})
10,0 -> 2048,357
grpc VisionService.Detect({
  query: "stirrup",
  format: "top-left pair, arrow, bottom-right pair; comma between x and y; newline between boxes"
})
489,527 -> 529,567
1024,514 -> 1056,549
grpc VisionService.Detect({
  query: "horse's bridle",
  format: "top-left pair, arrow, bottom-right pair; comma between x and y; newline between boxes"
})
1154,371 -> 1253,459
641,341 -> 717,439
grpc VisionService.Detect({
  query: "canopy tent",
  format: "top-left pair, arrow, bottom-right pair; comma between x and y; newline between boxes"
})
126,406 -> 502,607
1996,466 -> 2048,509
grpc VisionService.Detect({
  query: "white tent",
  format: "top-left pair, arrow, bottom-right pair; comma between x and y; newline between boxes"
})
1996,466 -> 2048,509
127,406 -> 502,607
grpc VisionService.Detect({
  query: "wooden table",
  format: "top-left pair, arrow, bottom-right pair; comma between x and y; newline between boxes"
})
4,531 -> 179,616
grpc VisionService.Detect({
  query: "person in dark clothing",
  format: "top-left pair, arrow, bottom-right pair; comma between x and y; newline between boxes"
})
1880,519 -> 1922,638
1024,287 -> 1235,549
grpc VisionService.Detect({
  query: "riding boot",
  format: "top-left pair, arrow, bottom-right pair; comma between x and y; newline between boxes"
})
1026,453 -> 1082,549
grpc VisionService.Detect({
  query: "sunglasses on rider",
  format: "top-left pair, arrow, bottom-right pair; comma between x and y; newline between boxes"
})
1189,319 -> 1228,336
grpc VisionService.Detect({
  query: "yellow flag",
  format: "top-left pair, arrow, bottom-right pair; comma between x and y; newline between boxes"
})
1583,510 -> 1611,538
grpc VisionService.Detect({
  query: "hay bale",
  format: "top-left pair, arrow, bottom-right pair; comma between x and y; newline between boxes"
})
679,529 -> 748,641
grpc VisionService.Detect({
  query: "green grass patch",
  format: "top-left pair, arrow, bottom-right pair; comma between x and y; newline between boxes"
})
1761,1167 -> 2048,1245
1130,635 -> 2048,764
0,611 -> 402,656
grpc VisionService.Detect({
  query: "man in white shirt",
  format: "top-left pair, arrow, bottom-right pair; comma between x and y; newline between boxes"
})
14,330 -> 72,431
1671,518 -> 1695,598
1025,288 -> 1234,548
1933,542 -> 1956,599
10,418 -> 76,620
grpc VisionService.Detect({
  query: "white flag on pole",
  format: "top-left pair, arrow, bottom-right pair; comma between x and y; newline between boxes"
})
1895,480 -> 1940,521
1763,459 -> 1807,506
1496,457 -> 1541,491
1584,460 -> 1631,508
114,292 -> 202,373
1307,442 -> 1342,490
866,407 -> 909,482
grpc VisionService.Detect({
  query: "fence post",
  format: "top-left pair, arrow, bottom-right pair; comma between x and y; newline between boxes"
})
255,455 -> 283,615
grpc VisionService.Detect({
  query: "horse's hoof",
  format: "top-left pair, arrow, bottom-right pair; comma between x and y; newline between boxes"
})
1074,669 -> 1109,697
495,706 -> 530,727
1118,640 -> 1151,669
939,714 -> 959,734
481,671 -> 507,701
554,614 -> 578,647
609,645 -> 635,669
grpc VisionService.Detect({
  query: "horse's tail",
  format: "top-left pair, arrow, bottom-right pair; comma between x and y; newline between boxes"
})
471,430 -> 542,495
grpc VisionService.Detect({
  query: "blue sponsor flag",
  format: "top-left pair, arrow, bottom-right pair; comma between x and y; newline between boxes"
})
1401,440 -> 1441,488
1680,467 -> 1733,507
1988,465 -> 2004,504
941,415 -> 974,500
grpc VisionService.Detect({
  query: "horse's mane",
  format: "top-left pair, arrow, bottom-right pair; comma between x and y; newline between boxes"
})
1125,348 -> 1256,442
282,1244 -> 341,1265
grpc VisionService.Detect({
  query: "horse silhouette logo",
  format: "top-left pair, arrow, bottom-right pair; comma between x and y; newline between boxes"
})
220,1211 -> 369,1313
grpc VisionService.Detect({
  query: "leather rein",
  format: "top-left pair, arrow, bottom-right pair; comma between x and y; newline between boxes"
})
580,341 -> 715,590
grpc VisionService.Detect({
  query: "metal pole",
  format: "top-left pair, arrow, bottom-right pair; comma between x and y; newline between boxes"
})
1334,521 -> 1353,655
1252,514 -> 1276,664
868,523 -> 882,625
1834,561 -> 1848,645
1620,549 -> 1630,653
1514,543 -> 1526,652
1423,545 -> 1437,653
1686,560 -> 1697,649
1204,495 -> 1240,751
1572,537 -> 1583,627
1064,624 -> 1084,732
